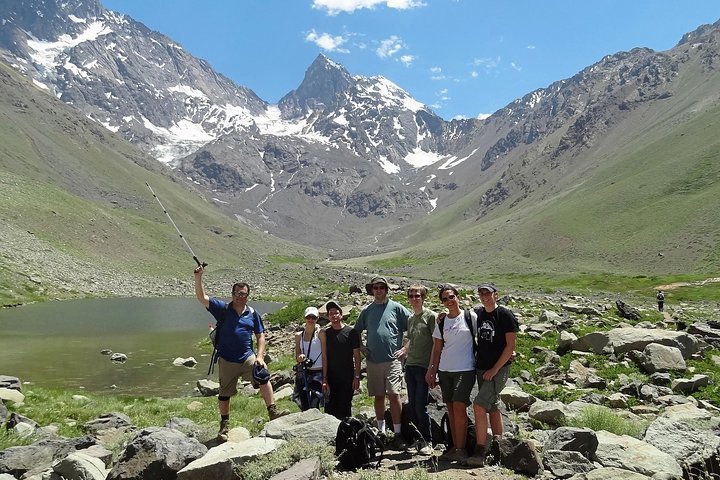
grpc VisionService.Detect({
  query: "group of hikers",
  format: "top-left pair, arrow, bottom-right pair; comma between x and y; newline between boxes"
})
194,267 -> 518,467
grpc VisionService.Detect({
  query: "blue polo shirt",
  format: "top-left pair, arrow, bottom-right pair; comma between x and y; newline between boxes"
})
208,298 -> 264,363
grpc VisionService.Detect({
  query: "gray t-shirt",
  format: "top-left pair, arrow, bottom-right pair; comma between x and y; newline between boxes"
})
354,299 -> 410,363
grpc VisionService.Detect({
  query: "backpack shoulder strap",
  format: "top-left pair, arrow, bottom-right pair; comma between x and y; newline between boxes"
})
437,313 -> 446,343
465,309 -> 477,354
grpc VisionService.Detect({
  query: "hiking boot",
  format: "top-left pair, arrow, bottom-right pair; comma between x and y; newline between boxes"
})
451,448 -> 468,464
439,447 -> 459,461
217,418 -> 229,442
392,434 -> 409,451
267,404 -> 290,420
464,444 -> 488,467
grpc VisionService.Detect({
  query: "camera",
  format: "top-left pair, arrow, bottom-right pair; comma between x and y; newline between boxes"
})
293,357 -> 314,373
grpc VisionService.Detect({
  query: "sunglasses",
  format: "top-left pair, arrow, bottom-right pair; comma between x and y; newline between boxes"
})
233,291 -> 249,297
441,294 -> 456,302
372,285 -> 387,290
408,294 -> 423,299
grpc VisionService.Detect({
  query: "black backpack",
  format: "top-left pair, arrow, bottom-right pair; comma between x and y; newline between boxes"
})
335,417 -> 384,471
439,411 -> 476,455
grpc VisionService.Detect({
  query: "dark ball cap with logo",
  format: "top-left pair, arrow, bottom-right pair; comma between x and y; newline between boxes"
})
477,283 -> 497,293
365,276 -> 389,295
252,364 -> 271,385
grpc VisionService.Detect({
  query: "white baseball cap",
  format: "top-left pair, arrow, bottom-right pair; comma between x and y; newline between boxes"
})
304,306 -> 319,318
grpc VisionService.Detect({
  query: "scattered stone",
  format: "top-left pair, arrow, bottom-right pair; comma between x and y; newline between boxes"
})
615,300 -> 641,321
594,430 -> 683,478
639,343 -> 686,373
82,412 -> 132,434
543,449 -> 596,478
173,357 -> 197,368
53,452 -> 108,480
544,427 -> 598,460
671,374 -> 710,394
528,400 -> 567,426
100,349 -> 113,356
260,409 -> 341,445
109,353 -> 127,363
177,437 -> 285,480
196,379 -> 219,397
0,388 -> 24,405
500,386 -> 537,411
0,376 -> 21,392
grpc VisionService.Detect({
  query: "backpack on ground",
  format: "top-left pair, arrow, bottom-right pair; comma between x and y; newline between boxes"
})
335,417 -> 384,471
439,411 -> 476,455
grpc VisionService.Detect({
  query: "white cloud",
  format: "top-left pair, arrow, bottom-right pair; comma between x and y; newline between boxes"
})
477,113 -> 491,120
430,75 -> 446,80
470,70 -> 478,78
527,45 -> 536,50
510,62 -> 522,71
313,0 -> 426,15
305,30 -> 350,53
376,35 -> 404,58
400,54 -> 415,66
430,66 -> 442,73
473,56 -> 500,69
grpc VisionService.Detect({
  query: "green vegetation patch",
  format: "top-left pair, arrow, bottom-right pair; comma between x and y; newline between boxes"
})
567,405 -> 647,438
235,440 -> 336,480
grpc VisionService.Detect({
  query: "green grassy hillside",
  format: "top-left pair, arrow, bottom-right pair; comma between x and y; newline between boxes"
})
338,97 -> 720,291
0,61 -> 321,305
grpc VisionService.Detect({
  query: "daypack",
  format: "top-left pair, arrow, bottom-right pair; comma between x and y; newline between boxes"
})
439,411 -> 476,455
437,309 -> 477,355
335,417 -> 384,471
207,306 -> 262,375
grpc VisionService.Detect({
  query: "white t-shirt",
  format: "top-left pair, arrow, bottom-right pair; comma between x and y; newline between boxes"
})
432,311 -> 476,372
300,335 -> 323,370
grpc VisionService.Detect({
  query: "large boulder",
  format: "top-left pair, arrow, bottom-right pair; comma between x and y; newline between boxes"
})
639,343 -> 686,373
0,376 -> 21,392
500,386 -> 537,411
107,427 -> 207,480
528,400 -> 567,426
83,412 -> 133,434
259,409 -> 340,445
0,388 -> 24,405
567,467 -> 652,479
593,430 -> 683,479
573,328 -> 699,358
496,437 -> 543,476
544,427 -> 598,460
177,437 -> 286,480
671,374 -> 710,394
53,452 -> 109,480
0,439 -> 81,478
543,450 -> 595,479
644,415 -> 720,479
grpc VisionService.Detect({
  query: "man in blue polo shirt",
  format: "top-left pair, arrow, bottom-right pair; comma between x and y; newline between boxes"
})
194,266 -> 288,442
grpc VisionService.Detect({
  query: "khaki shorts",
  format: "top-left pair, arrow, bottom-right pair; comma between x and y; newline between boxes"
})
366,359 -> 403,396
218,355 -> 256,397
474,364 -> 510,412
438,370 -> 476,405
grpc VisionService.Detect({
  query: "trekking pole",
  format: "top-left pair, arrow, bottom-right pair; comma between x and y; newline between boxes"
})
146,183 -> 208,267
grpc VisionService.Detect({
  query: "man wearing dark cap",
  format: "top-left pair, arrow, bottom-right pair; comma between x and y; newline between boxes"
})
319,300 -> 361,419
194,266 -> 289,442
354,276 -> 411,450
466,283 -> 519,467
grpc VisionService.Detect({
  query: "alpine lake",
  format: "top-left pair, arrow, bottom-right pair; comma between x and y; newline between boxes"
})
0,297 -> 282,398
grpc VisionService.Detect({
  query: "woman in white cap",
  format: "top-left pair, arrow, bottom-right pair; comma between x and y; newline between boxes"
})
292,306 -> 325,410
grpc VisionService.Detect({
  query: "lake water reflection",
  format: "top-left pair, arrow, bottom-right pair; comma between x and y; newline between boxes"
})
0,297 -> 282,397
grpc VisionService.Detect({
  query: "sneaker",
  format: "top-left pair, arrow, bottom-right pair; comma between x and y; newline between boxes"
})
417,443 -> 434,456
267,404 -> 290,420
217,418 -> 229,442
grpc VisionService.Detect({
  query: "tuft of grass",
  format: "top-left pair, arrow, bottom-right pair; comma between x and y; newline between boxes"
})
566,405 -> 646,438
234,440 -> 336,480
263,296 -> 318,328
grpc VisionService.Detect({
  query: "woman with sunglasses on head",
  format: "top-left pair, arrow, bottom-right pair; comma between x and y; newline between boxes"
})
425,285 -> 477,464
396,284 -> 436,455
292,306 -> 325,411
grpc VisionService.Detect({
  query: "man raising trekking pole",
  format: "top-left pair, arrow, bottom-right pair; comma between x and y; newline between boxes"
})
194,266 -> 288,442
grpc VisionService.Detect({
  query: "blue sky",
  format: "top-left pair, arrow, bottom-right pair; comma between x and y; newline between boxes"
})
101,0 -> 719,120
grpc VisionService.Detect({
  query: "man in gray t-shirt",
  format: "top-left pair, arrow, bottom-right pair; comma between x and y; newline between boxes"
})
354,276 -> 411,450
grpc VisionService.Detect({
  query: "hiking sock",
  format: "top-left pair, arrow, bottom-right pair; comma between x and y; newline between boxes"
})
376,419 -> 386,433
393,424 -> 401,434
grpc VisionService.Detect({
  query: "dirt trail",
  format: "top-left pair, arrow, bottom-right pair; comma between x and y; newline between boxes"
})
655,277 -> 720,291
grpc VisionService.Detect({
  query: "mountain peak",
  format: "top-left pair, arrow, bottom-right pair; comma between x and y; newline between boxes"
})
278,55 -> 353,118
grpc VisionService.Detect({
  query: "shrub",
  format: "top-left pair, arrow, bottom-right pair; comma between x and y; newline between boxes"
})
567,405 -> 646,438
